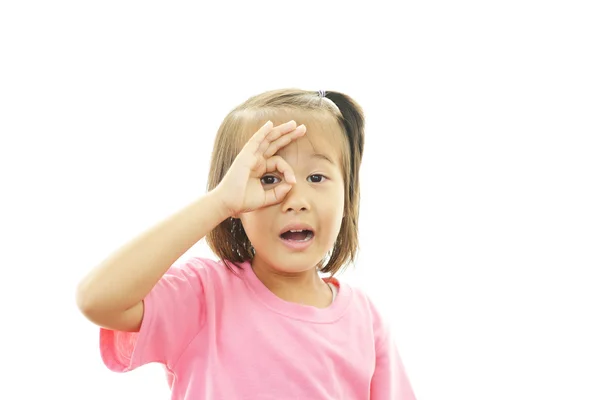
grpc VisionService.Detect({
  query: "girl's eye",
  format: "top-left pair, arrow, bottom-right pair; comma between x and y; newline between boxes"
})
261,175 -> 281,185
308,174 -> 327,183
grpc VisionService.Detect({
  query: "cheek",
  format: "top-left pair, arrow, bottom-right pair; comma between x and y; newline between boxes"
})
240,209 -> 271,239
322,184 -> 345,224
239,213 -> 260,237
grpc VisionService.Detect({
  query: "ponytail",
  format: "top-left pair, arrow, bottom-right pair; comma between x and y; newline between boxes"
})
323,90 -> 365,202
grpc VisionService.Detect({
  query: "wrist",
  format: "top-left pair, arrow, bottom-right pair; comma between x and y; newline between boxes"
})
206,186 -> 235,221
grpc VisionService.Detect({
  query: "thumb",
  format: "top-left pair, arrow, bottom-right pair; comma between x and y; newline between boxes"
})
263,183 -> 292,207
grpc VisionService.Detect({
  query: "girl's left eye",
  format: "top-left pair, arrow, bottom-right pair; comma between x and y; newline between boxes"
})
308,174 -> 327,183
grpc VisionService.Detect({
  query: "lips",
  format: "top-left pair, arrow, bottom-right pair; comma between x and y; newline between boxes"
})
279,223 -> 315,236
280,230 -> 314,241
279,223 -> 315,240
278,223 -> 316,251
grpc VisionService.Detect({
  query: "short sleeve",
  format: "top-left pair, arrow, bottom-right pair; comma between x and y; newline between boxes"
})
364,291 -> 416,400
370,325 -> 416,400
99,258 -> 207,372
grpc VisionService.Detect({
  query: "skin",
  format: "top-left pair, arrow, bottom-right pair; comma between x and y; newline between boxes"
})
76,117 -> 345,333
238,115 -> 346,308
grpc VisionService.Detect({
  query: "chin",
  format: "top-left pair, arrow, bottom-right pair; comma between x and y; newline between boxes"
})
260,253 -> 325,273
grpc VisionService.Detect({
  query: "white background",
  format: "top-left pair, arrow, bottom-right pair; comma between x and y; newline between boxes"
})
1,1 -> 599,399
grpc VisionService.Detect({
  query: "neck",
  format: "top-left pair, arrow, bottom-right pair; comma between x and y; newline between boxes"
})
250,258 -> 332,307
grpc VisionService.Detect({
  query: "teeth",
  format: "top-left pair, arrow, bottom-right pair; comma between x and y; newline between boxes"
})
290,229 -> 304,232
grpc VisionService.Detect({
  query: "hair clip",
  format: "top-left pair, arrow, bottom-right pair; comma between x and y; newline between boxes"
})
318,89 -> 326,98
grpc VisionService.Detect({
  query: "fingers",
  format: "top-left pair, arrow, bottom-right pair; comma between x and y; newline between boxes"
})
263,124 -> 306,158
265,155 -> 296,184
244,120 -> 274,154
263,183 -> 293,207
256,156 -> 296,207
265,120 -> 297,141
244,119 -> 306,161
256,120 -> 305,156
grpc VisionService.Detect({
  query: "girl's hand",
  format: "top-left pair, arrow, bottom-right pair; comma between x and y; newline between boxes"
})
214,120 -> 306,217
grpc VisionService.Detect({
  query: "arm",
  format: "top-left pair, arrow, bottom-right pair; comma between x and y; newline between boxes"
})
76,190 -> 230,332
75,120 -> 305,333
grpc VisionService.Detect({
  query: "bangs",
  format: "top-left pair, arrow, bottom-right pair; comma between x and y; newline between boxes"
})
234,108 -> 349,166
206,88 -> 364,277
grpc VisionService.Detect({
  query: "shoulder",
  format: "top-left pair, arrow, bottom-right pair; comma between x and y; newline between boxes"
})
165,256 -> 245,292
361,287 -> 387,323
171,256 -> 218,272
167,256 -> 226,278
334,278 -> 383,317
337,279 -> 392,341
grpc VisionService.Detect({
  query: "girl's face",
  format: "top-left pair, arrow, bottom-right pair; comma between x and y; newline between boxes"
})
239,116 -> 346,275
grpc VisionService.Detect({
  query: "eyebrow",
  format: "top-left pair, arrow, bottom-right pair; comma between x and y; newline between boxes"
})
311,153 -> 336,165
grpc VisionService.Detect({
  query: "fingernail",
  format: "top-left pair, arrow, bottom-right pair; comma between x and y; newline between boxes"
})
264,120 -> 272,127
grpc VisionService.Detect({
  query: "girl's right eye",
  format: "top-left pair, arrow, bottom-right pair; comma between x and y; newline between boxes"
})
260,175 -> 281,185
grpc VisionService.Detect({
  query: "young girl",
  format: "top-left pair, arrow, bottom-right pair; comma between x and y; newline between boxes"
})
76,88 -> 416,399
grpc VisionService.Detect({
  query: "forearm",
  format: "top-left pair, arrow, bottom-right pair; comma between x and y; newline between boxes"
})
76,189 -> 230,314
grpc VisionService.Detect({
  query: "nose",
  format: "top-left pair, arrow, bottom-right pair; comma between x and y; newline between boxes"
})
280,180 -> 311,213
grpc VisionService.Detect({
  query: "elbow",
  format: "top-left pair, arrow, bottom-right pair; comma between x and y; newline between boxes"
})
75,280 -> 92,316
75,278 -> 102,318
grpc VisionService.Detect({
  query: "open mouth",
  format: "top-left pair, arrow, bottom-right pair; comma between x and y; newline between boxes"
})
279,229 -> 314,242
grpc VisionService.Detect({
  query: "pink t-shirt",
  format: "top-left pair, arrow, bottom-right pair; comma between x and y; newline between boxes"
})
100,257 -> 416,399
